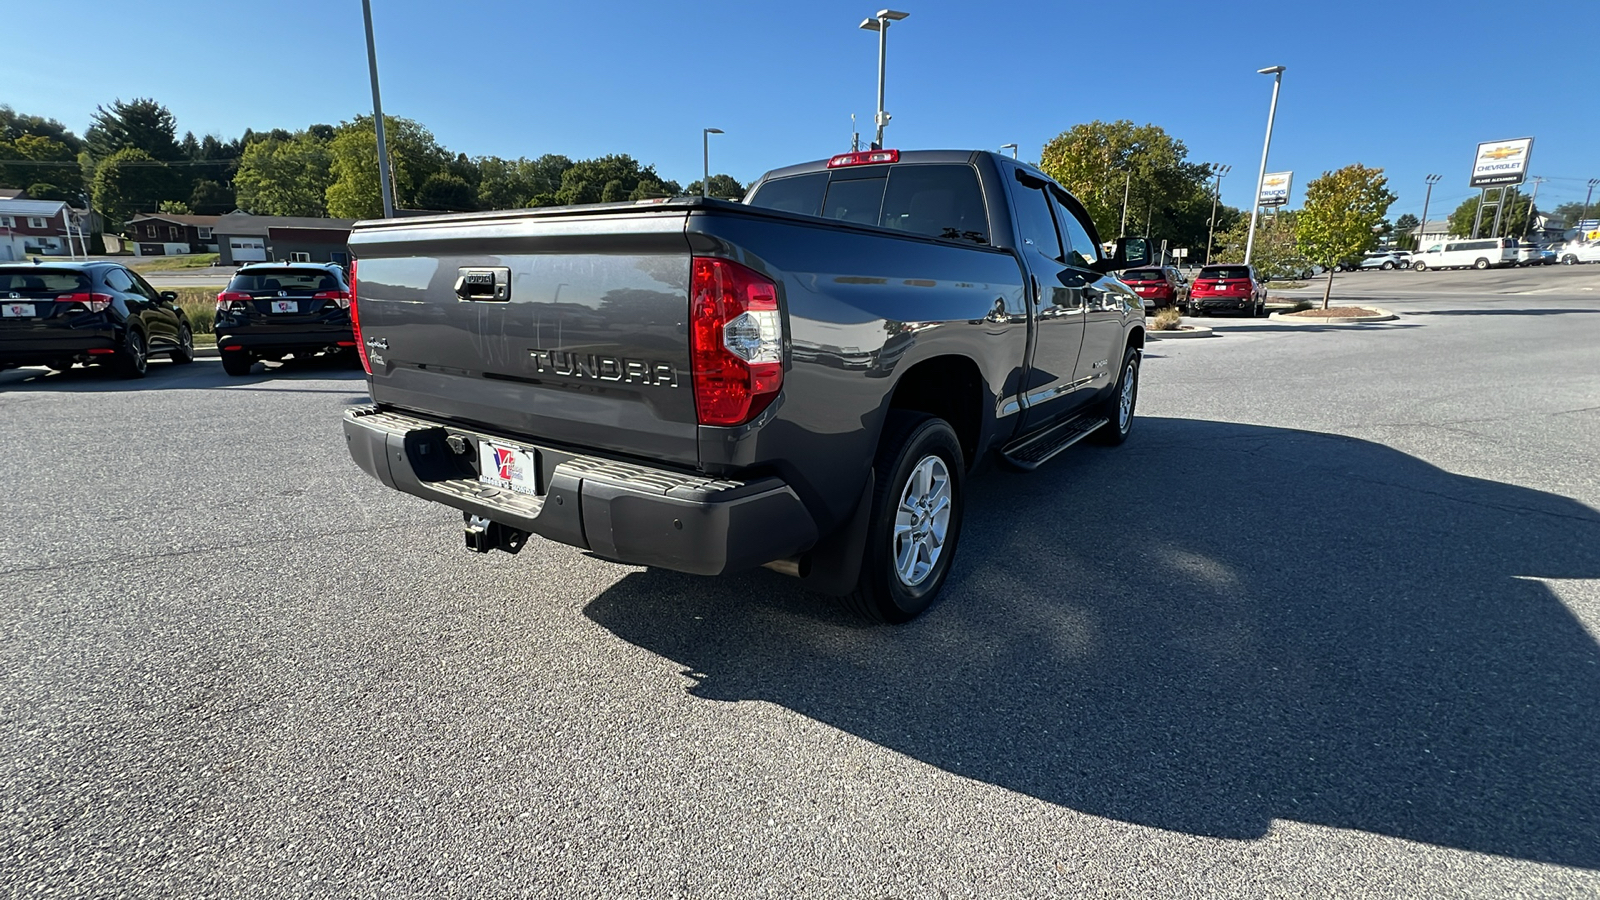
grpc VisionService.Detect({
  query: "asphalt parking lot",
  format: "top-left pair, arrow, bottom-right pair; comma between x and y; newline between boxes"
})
3,265 -> 1598,898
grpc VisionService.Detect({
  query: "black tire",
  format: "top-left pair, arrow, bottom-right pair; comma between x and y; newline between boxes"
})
345,347 -> 366,369
1092,346 -> 1139,446
46,359 -> 73,373
1474,258 -> 1489,270
845,412 -> 965,624
220,350 -> 254,377
115,328 -> 148,379
1381,261 -> 1395,270
1563,255 -> 1578,266
1412,261 -> 1427,271
171,323 -> 195,364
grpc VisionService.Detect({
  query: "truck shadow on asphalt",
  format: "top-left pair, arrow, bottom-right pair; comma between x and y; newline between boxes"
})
585,417 -> 1600,869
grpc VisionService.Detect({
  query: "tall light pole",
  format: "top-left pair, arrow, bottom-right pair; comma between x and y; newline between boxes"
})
702,128 -> 723,198
1244,65 -> 1285,265
1205,163 -> 1231,264
859,10 -> 909,150
361,0 -> 395,218
1000,143 -> 1018,160
1416,174 -> 1441,249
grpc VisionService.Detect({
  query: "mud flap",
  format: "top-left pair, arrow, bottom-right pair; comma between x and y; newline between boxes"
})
796,471 -> 874,596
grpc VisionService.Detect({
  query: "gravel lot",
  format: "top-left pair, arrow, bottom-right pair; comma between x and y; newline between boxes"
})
3,265 -> 1598,898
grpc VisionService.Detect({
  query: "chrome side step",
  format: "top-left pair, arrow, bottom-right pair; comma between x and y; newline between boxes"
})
1000,414 -> 1107,471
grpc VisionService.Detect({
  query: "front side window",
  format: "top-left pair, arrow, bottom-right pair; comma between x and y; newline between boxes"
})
1013,184 -> 1063,261
1050,192 -> 1100,269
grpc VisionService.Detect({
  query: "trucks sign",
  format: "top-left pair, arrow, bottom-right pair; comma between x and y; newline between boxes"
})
1258,172 -> 1292,207
1469,138 -> 1533,187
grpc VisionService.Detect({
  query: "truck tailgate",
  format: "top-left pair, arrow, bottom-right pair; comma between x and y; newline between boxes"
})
349,208 -> 699,466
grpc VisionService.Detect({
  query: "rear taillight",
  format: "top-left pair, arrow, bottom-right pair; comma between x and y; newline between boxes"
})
314,290 -> 352,309
54,292 -> 114,313
690,257 -> 782,426
217,290 -> 251,311
350,261 -> 371,375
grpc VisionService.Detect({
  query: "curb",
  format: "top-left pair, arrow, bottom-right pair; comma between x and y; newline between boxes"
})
1146,325 -> 1215,339
196,345 -> 219,359
1268,307 -> 1396,324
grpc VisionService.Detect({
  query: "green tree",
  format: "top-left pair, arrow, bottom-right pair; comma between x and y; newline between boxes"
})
1393,213 -> 1420,250
85,98 -> 183,162
325,115 -> 449,217
92,148 -> 179,227
414,172 -> 476,211
0,133 -> 82,194
684,173 -> 746,199
1548,201 -> 1594,229
188,178 -> 235,216
0,106 -> 83,153
234,133 -> 334,216
554,155 -> 679,206
1038,120 -> 1213,247
1214,209 -> 1306,280
1447,192 -> 1531,239
475,153 -> 573,209
157,199 -> 192,214
1296,164 -> 1396,308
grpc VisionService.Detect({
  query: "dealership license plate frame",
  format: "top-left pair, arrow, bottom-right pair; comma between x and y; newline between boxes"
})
477,439 -> 540,496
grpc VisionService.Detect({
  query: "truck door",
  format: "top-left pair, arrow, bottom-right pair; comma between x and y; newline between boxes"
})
1011,176 -> 1086,432
1050,191 -> 1125,393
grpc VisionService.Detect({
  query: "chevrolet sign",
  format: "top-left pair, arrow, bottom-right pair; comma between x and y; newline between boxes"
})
1469,137 -> 1533,188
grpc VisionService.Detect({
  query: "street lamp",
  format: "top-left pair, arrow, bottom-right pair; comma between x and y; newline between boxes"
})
702,128 -> 723,199
1244,65 -> 1285,265
859,9 -> 909,150
1418,174 -> 1441,250
1205,163 -> 1231,264
361,0 -> 395,218
999,143 -> 1018,160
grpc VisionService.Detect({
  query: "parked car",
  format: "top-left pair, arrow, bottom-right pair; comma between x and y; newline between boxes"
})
1359,250 -> 1407,270
341,149 -> 1152,622
214,262 -> 357,376
0,260 -> 195,377
1187,264 -> 1267,316
1558,242 -> 1600,265
1410,237 -> 1519,270
1120,266 -> 1188,310
1516,243 -> 1551,266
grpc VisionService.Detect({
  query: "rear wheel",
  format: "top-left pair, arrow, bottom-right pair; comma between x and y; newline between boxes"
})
1412,260 -> 1427,271
115,329 -> 148,379
1381,261 -> 1395,270
46,359 -> 73,373
171,323 -> 195,364
1474,258 -> 1490,270
220,350 -> 254,377
1563,255 -> 1578,265
845,412 -> 965,624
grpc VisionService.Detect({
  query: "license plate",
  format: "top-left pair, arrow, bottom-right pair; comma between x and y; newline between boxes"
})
2,302 -> 36,317
477,440 -> 539,495
1136,286 -> 1150,292
270,300 -> 298,314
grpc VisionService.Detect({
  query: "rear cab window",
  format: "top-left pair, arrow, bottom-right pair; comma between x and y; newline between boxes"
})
229,268 -> 345,294
748,164 -> 990,246
1200,267 -> 1251,280
1121,269 -> 1164,281
0,269 -> 89,294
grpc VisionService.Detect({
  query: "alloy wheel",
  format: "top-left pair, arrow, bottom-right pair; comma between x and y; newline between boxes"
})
892,454 -> 952,587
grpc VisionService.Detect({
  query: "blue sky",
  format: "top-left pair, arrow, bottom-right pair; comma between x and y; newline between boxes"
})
6,0 -> 1598,220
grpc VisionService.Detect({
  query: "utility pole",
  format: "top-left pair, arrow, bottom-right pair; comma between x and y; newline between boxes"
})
361,0 -> 395,218
1418,174 -> 1440,248
1244,66 -> 1285,265
1119,171 -> 1131,237
1205,163 -> 1230,264
1523,176 -> 1545,239
1581,178 -> 1600,232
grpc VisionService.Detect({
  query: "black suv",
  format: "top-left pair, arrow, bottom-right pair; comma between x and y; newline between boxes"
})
214,263 -> 356,376
0,261 -> 195,378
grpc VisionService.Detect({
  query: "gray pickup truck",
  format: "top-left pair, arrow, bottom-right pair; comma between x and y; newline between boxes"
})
343,149 -> 1150,621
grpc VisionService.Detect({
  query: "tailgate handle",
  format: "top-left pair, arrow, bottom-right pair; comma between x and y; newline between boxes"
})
454,267 -> 511,302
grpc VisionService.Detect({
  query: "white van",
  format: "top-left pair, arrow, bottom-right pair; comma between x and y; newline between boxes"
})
1410,237 -> 1519,271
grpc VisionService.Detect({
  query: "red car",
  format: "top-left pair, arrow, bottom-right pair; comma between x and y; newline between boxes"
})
1119,266 -> 1188,311
1187,264 -> 1266,317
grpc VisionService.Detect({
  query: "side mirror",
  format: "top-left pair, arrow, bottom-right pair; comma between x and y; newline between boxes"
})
1091,237 -> 1151,273
160,291 -> 178,301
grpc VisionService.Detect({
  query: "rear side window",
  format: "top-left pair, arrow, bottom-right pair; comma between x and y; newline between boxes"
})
103,268 -> 134,292
229,268 -> 343,293
0,269 -> 88,293
1201,267 -> 1251,280
746,172 -> 828,217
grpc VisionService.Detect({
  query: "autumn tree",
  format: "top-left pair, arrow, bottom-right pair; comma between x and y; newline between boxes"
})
1214,209 -> 1306,281
1296,164 -> 1396,308
1038,120 -> 1214,249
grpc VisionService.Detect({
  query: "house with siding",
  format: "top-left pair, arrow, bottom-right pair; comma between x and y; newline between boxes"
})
123,214 -> 221,256
0,198 -> 85,260
213,213 -> 355,266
